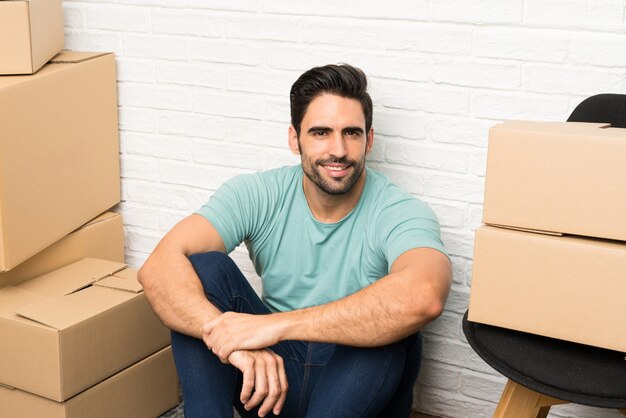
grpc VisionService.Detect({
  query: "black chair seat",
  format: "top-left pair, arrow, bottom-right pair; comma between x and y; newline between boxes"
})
462,311 -> 626,409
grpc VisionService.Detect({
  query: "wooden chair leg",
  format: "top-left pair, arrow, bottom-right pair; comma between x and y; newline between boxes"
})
493,380 -> 567,418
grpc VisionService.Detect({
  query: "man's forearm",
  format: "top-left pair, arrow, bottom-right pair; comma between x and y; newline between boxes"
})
279,268 -> 443,346
138,248 -> 221,339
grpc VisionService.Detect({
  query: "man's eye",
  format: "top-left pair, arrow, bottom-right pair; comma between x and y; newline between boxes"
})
346,130 -> 359,137
314,131 -> 327,136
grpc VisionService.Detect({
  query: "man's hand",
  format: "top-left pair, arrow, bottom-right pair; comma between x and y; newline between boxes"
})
228,349 -> 288,417
203,312 -> 286,362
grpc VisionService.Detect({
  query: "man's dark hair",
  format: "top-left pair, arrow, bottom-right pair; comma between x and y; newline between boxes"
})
290,64 -> 373,137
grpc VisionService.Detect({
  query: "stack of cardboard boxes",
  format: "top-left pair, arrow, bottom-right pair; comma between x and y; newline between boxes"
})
0,1 -> 179,416
469,120 -> 626,353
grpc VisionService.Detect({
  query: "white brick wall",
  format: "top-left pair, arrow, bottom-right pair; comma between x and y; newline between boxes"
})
61,1 -> 626,417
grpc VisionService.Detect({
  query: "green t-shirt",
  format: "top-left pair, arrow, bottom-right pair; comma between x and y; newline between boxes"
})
197,165 -> 446,313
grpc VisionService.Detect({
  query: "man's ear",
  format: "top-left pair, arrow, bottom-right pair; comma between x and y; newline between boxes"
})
365,128 -> 374,155
288,125 -> 301,155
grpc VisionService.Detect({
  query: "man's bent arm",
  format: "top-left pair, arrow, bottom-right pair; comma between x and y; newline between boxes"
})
137,214 -> 225,338
204,247 -> 452,360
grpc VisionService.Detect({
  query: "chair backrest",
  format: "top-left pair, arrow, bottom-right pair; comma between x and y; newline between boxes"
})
567,93 -> 626,127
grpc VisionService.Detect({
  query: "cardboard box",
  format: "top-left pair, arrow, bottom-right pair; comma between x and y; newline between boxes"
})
0,212 -> 125,289
469,225 -> 626,352
483,121 -> 626,241
0,258 -> 170,401
0,51 -> 120,271
0,346 -> 179,418
0,0 -> 64,74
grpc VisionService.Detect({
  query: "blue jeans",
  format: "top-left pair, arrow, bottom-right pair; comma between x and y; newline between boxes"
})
171,252 -> 422,418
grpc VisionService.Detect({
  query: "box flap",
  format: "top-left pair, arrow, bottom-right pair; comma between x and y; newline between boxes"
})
49,51 -> 111,64
94,274 -> 143,294
18,258 -> 127,296
15,295 -> 95,330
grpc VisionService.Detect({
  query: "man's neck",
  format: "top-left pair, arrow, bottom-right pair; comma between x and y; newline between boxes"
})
302,170 -> 367,223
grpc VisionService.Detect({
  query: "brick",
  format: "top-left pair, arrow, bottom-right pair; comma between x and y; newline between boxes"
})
261,149 -> 301,171
159,209 -> 192,232
432,0 -> 523,24
263,97 -> 291,124
118,202 -> 160,229
382,82 -> 469,116
86,4 -> 150,32
418,386 -> 493,418
416,360 -> 461,390
444,284 -> 471,314
158,111 -> 227,141
225,16 -> 299,42
474,92 -> 570,121
155,62 -> 227,89
426,174 -> 484,204
448,255 -> 470,285
124,84 -> 192,111
124,34 -> 188,60
524,0 -> 624,32
442,230 -> 475,259
461,371 -> 507,403
429,201 -> 466,229
226,67 -> 296,96
120,154 -> 160,180
428,115 -> 492,148
188,39 -> 261,65
116,58 -> 154,83
193,140 -> 266,170
160,161 -> 252,190
125,226 -> 162,254
193,90 -> 267,120
423,310 -> 463,339
118,107 -> 158,133
338,0 -> 429,20
227,120 -> 287,148
526,65 -> 624,96
125,251 -> 149,270
475,27 -> 569,63
422,336 -> 493,374
432,59 -> 521,89
301,19 -> 387,50
123,132 -> 193,161
65,30 -> 121,53
469,149 -> 487,177
263,44 -> 346,71
259,0 -> 340,16
123,179 -> 193,210
356,54 -> 431,83
570,34 -> 626,67
466,204 -> 484,231
385,141 -> 469,174
117,0 -> 258,12
152,9 -> 223,37
373,165 -> 426,196
387,22 -> 473,55
63,4 -> 84,28
375,110 -> 428,140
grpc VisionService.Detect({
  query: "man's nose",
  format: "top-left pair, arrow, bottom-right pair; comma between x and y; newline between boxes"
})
328,134 -> 347,158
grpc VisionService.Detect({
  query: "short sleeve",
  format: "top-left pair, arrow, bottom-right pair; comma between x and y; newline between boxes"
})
376,195 -> 448,271
195,174 -> 260,254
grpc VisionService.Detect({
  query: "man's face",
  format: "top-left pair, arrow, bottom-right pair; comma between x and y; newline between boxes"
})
289,93 -> 374,196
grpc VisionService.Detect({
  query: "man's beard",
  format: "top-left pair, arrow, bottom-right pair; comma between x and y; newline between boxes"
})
301,155 -> 366,196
